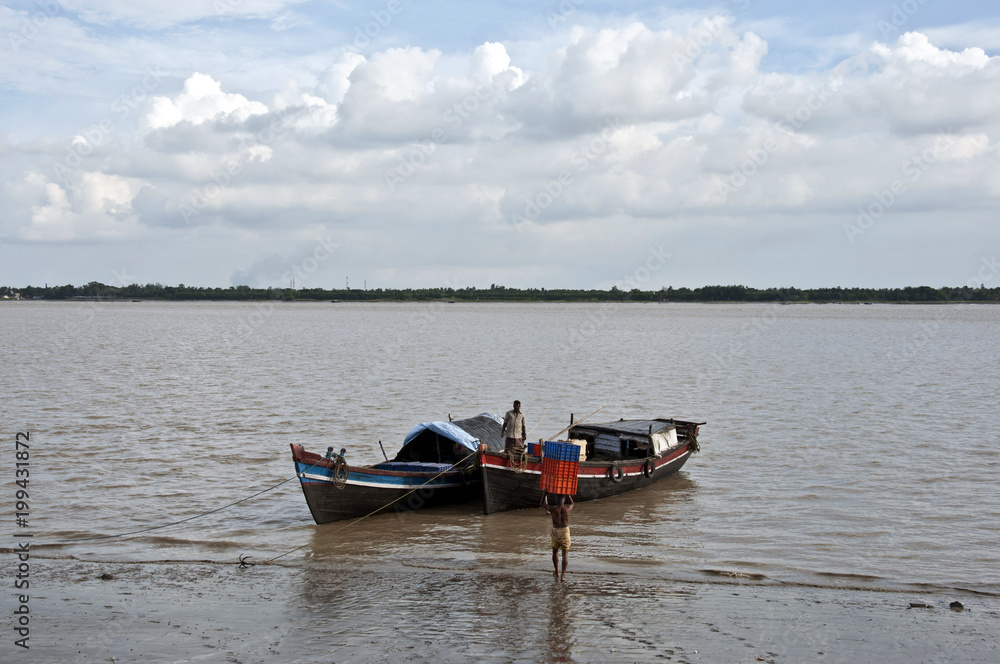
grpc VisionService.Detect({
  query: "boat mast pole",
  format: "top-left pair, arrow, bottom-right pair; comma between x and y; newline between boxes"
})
526,409 -> 550,440
547,399 -> 613,440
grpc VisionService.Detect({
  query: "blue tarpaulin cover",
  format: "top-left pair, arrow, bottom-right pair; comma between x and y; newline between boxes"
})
402,413 -> 502,452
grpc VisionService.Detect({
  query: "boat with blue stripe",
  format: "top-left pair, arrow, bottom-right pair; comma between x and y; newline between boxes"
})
291,413 -> 503,524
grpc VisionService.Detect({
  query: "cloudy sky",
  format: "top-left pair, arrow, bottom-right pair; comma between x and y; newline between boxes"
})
1,0 -> 998,290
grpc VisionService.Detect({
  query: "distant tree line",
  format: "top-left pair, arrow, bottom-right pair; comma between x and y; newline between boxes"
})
3,282 -> 999,303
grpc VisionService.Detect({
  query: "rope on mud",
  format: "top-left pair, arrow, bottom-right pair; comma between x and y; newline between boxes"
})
46,446 -> 482,565
268,449 -> 479,562
49,459 -> 329,545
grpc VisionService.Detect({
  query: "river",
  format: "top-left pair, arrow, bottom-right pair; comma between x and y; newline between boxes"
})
2,300 -> 999,662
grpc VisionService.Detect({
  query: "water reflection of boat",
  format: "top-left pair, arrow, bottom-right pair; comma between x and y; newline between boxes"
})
291,471 -> 699,573
291,413 -> 503,524
480,418 -> 704,514
472,467 -> 699,572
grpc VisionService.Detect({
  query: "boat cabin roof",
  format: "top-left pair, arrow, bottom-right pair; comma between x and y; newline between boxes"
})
570,418 -> 682,438
395,413 -> 504,463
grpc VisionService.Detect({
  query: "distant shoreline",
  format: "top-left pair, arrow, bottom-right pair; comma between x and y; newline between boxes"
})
3,282 -> 998,304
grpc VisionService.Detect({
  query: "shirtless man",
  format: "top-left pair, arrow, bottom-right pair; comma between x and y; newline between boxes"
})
542,493 -> 574,581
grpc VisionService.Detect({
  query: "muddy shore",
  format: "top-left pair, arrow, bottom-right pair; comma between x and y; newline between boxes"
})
3,556 -> 997,663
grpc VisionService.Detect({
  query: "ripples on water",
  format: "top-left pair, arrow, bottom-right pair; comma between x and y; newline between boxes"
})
4,301 -> 998,594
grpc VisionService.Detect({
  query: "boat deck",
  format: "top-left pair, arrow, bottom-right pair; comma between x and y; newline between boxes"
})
372,461 -> 456,473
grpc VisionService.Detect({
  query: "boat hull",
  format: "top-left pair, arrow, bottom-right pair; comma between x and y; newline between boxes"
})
291,444 -> 479,524
480,443 -> 694,514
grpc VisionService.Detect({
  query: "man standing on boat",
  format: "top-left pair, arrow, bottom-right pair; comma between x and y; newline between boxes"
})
501,400 -> 526,452
543,493 -> 573,581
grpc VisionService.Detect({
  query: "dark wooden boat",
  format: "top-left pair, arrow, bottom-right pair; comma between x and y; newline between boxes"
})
291,413 -> 504,524
479,417 -> 704,514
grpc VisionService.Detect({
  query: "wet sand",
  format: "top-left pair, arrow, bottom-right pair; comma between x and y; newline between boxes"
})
3,556 -> 997,663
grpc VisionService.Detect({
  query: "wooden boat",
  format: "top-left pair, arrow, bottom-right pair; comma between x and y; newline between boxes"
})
479,417 -> 704,514
291,413 -> 503,524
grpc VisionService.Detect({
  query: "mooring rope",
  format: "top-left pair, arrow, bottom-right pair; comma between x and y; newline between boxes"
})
49,458 -> 329,545
46,446 -> 484,567
268,448 -> 479,562
331,457 -> 349,489
508,447 -> 528,473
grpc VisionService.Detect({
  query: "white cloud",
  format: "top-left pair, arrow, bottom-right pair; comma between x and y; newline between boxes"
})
469,42 -> 523,87
880,31 -> 989,68
12,170 -> 145,241
145,73 -> 269,130
511,22 -> 713,127
316,53 -> 367,104
2,20 -> 999,289
939,133 -> 991,162
347,46 -> 440,103
744,32 -> 1000,137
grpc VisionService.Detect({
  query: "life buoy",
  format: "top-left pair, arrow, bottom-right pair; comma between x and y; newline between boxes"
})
642,458 -> 655,478
608,463 -> 624,483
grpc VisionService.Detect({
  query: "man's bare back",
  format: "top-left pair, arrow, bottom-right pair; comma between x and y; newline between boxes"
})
546,496 -> 573,527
